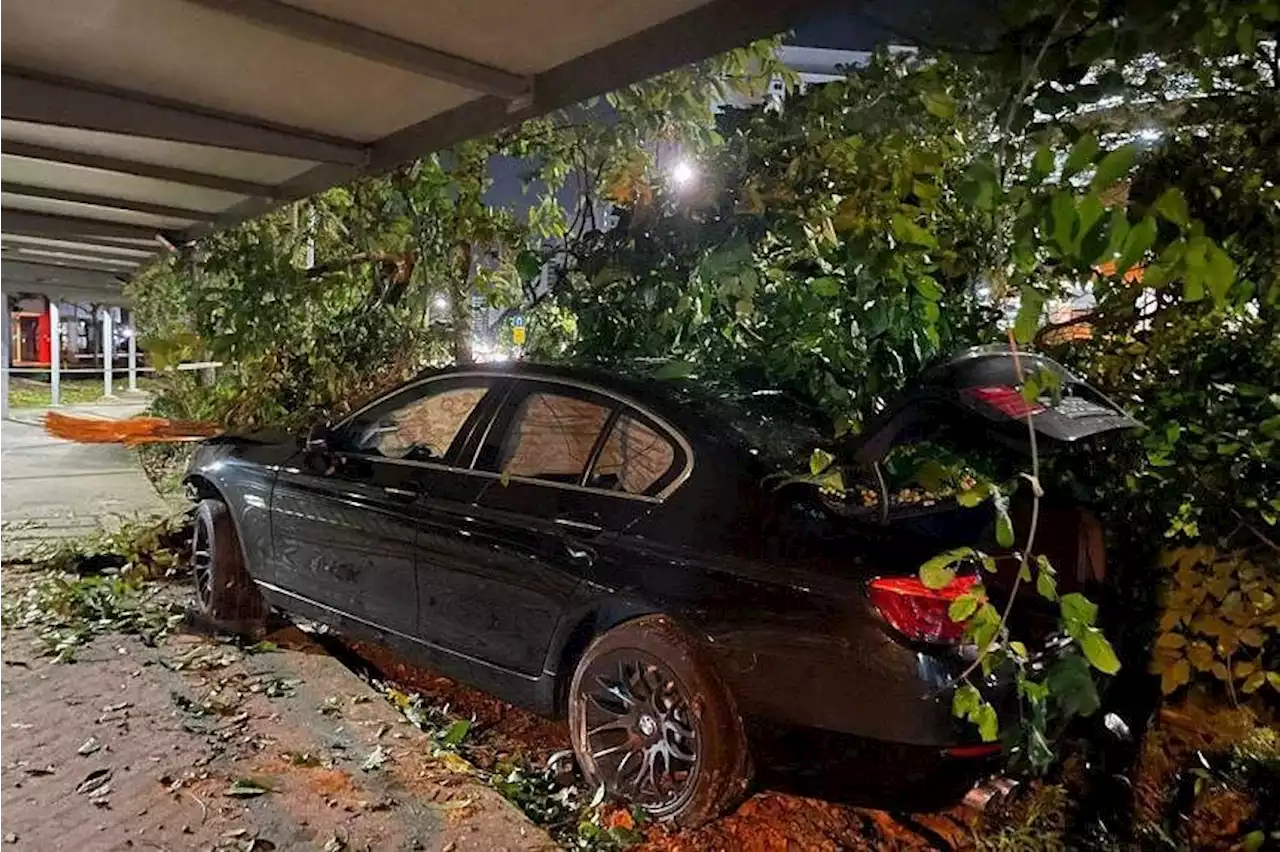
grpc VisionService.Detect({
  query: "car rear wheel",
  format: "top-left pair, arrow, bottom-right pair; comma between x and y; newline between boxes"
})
192,498 -> 266,633
568,615 -> 751,827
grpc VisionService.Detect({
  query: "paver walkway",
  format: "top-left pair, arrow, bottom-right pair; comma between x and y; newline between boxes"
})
1,403 -> 169,558
1,575 -> 555,852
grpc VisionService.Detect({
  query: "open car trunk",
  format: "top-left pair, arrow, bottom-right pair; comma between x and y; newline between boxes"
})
850,345 -> 1141,468
828,346 -> 1141,640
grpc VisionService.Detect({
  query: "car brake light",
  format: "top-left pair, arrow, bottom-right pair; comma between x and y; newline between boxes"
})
868,574 -> 979,644
963,385 -> 1045,419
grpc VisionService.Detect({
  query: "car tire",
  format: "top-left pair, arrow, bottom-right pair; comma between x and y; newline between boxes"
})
568,614 -> 751,828
191,498 -> 266,633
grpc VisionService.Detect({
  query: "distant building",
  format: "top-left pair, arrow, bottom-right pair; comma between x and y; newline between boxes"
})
6,293 -> 131,369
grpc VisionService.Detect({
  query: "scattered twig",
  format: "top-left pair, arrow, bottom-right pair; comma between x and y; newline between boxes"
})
1232,509 -> 1280,556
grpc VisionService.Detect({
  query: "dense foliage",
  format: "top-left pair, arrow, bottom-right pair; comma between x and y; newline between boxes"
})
127,43 -> 788,429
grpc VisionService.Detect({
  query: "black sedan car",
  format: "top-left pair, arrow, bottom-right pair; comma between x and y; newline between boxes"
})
184,349 -> 1136,825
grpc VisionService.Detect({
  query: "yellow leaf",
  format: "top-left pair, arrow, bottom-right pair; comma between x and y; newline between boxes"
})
436,752 -> 475,775
1162,659 -> 1192,694
1206,576 -> 1233,600
1239,627 -> 1266,647
1242,671 -> 1266,693
1187,641 -> 1215,671
1211,661 -> 1230,681
1155,632 -> 1187,649
1246,587 -> 1276,610
1233,659 -> 1257,678
1191,615 -> 1229,637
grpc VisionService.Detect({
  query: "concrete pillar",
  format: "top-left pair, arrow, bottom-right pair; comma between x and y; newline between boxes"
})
49,300 -> 61,407
127,326 -> 138,392
1,294 -> 10,420
101,307 -> 113,398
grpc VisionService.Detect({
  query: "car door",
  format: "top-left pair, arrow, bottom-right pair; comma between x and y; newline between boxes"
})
268,375 -> 498,637
415,377 -> 687,677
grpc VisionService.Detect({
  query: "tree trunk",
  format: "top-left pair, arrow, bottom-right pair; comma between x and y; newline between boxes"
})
451,294 -> 474,364
450,243 -> 474,364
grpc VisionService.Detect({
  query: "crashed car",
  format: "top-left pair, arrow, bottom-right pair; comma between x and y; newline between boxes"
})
183,347 -> 1138,825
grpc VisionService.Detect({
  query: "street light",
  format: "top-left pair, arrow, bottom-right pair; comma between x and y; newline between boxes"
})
670,160 -> 697,190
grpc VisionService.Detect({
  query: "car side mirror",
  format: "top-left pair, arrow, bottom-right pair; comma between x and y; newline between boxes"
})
306,420 -> 334,451
303,421 -> 340,474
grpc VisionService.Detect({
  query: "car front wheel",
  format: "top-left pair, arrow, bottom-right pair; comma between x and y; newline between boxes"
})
191,498 -> 266,633
568,614 -> 751,827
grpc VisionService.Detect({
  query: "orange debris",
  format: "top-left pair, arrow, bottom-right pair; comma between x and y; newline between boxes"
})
43,411 -> 222,446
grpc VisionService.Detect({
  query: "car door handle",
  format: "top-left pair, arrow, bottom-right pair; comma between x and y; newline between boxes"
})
383,485 -> 420,503
554,516 -> 602,534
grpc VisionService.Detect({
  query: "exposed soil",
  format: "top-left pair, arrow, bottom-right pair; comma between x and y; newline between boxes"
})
342,639 -> 571,770
336,636 -> 992,852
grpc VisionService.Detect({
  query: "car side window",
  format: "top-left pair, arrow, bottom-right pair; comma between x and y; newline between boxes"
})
345,383 -> 490,462
485,390 -> 612,484
588,412 -> 677,495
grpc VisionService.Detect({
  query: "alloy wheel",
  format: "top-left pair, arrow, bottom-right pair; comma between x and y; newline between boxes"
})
192,512 -> 214,610
578,650 -> 700,814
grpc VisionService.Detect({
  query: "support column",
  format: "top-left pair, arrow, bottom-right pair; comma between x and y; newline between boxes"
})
1,294 -> 10,420
127,327 -> 138,392
101,307 -> 113,398
49,300 -> 61,407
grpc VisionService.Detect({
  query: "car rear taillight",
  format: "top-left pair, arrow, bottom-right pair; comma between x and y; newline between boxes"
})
868,574 -> 978,644
963,385 -> 1045,419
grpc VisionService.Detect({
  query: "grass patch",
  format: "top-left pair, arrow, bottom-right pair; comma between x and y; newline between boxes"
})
10,378 -> 106,407
8,376 -> 161,408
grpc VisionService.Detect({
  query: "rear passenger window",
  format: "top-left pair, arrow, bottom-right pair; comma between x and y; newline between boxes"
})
492,392 -> 612,484
589,413 -> 676,495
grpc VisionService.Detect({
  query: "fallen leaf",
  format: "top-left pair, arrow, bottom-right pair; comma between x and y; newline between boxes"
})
361,745 -> 389,772
438,719 -> 471,747
225,777 -> 273,798
322,835 -> 347,852
78,736 -> 103,756
282,752 -> 322,767
436,752 -> 473,776
76,768 -> 112,795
